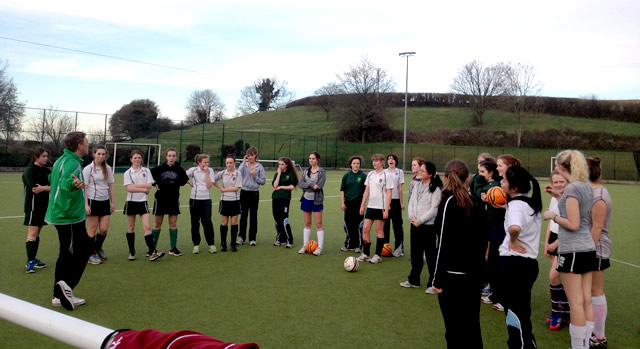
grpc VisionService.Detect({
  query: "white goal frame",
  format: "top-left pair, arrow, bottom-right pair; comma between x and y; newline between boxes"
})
235,158 -> 303,173
107,142 -> 162,170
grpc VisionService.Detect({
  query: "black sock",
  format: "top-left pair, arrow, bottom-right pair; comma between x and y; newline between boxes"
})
126,232 -> 135,252
375,237 -> 384,257
220,225 -> 228,247
35,236 -> 40,253
96,234 -> 106,250
363,242 -> 371,256
144,234 -> 155,252
231,225 -> 238,247
26,239 -> 37,261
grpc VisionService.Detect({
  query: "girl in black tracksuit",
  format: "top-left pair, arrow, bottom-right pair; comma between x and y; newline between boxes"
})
431,159 -> 489,349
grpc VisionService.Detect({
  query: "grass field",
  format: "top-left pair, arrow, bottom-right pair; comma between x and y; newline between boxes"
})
1,171 -> 640,348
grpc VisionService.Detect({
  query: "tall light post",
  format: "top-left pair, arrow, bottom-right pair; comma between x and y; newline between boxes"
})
399,51 -> 415,171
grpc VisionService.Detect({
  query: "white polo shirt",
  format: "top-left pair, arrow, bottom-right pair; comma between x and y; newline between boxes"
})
365,170 -> 394,209
186,166 -> 215,200
123,167 -> 153,202
499,194 -> 541,259
83,163 -> 114,201
385,168 -> 404,199
214,169 -> 243,201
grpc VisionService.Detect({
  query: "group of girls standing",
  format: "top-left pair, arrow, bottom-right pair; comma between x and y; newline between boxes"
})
542,150 -> 612,349
20,145 -> 613,348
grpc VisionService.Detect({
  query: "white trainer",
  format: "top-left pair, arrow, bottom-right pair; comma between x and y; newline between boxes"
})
298,246 -> 306,254
425,287 -> 436,294
356,253 -> 370,262
312,248 -> 322,256
369,255 -> 383,264
400,281 -> 419,288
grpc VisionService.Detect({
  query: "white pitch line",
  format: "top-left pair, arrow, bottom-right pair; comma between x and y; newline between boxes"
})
0,195 -> 341,219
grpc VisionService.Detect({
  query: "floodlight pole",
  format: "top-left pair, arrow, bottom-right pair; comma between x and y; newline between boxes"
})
399,51 -> 415,171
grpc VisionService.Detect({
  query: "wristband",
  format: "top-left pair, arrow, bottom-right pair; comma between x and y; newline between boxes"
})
552,214 -> 557,223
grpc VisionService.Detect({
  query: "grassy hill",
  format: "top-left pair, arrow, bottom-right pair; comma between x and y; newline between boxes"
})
130,106 -> 638,181
205,106 -> 640,138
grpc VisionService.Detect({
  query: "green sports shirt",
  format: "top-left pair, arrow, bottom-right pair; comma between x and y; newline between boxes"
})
272,171 -> 298,200
340,170 -> 367,201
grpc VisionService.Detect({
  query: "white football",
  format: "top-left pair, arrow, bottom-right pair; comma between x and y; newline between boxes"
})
344,256 -> 359,272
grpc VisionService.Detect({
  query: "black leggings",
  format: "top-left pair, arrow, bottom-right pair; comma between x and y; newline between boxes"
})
272,198 -> 293,244
383,198 -> 404,250
407,224 -> 437,286
239,190 -> 259,241
189,199 -> 215,246
343,199 -> 363,249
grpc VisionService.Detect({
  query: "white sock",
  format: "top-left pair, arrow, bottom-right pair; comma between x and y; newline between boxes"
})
317,230 -> 324,249
303,228 -> 311,245
592,294 -> 607,339
585,321 -> 595,342
570,324 -> 587,349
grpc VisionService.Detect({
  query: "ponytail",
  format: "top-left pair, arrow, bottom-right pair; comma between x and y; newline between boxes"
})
504,166 -> 542,214
443,160 -> 472,214
424,161 -> 443,193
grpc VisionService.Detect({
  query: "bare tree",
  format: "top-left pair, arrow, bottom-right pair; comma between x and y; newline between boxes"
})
313,82 -> 341,121
185,89 -> 226,124
451,60 -> 508,126
27,106 -> 75,153
335,56 -> 396,143
235,77 -> 295,116
505,63 -> 542,147
0,60 -> 25,139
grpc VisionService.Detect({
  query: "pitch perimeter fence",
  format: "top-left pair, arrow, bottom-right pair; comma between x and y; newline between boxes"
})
2,108 -> 638,181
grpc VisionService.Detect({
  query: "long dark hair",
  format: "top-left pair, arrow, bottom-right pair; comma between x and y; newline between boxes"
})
424,161 -> 443,193
93,145 -> 109,180
504,166 -> 542,214
279,157 -> 299,184
443,159 -> 472,214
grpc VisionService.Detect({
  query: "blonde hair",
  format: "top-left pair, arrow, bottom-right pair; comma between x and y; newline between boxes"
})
556,150 -> 589,182
194,153 -> 209,164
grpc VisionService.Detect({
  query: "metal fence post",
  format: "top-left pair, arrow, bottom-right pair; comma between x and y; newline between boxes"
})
103,114 -> 108,144
41,109 -> 46,143
178,121 -> 184,163
273,133 -> 277,160
221,123 -> 225,167
613,149 -> 617,180
75,112 -> 78,131
302,136 -> 306,167
201,122 -> 205,152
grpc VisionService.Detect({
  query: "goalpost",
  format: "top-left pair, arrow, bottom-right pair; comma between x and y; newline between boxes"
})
235,158 -> 303,173
107,142 -> 162,171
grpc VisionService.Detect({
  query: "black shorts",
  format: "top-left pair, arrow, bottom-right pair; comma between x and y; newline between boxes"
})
153,197 -> 181,216
219,200 -> 241,217
594,257 -> 610,271
88,199 -> 111,217
124,201 -> 149,216
556,251 -> 597,274
24,208 -> 47,227
365,208 -> 385,221
547,232 -> 558,256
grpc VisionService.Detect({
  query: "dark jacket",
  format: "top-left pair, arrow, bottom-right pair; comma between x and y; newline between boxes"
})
432,191 -> 489,290
23,162 -> 50,213
151,162 -> 189,199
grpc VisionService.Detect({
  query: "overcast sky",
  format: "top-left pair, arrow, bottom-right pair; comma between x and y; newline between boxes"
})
1,0 -> 638,130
